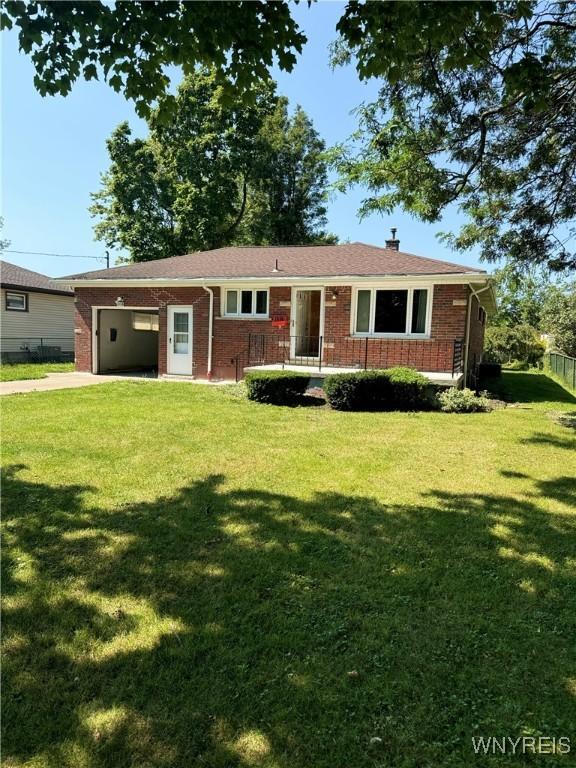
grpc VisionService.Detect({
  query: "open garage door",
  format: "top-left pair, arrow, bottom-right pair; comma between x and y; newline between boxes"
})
97,308 -> 159,376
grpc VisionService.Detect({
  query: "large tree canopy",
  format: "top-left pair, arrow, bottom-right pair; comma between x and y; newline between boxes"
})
541,283 -> 576,357
90,69 -> 334,262
490,263 -> 551,328
486,263 -> 576,359
1,1 -> 305,117
244,102 -> 334,247
5,1 -> 576,270
332,1 -> 576,271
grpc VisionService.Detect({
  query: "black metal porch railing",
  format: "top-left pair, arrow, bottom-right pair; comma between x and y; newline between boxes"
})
248,334 -> 325,368
452,338 -> 464,377
1,337 -> 75,364
234,333 -> 466,380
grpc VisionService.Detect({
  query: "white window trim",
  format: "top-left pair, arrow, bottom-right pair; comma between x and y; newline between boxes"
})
351,285 -> 434,338
91,305 -> 159,374
5,291 -> 28,311
222,286 -> 269,319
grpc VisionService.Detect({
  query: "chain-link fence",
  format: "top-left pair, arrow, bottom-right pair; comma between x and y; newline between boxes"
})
546,351 -> 576,391
1,337 -> 75,364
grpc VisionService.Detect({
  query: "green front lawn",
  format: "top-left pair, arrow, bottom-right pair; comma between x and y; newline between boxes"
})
2,372 -> 575,767
1,362 -> 75,381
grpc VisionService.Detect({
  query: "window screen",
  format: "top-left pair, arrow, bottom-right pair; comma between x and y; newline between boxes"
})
411,290 -> 427,334
226,290 -> 238,314
356,290 -> 371,333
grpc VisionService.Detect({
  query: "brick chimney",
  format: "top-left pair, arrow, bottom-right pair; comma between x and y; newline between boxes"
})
385,227 -> 400,251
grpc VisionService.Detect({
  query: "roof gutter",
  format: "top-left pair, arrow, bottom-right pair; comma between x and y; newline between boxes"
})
53,273 -> 492,289
1,283 -> 74,297
463,283 -> 493,385
203,286 -> 214,380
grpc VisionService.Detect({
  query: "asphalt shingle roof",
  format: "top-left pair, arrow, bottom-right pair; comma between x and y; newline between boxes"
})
1,260 -> 73,295
62,243 -> 485,281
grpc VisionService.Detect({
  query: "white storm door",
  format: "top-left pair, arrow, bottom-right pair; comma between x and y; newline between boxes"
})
291,289 -> 322,359
167,306 -> 193,375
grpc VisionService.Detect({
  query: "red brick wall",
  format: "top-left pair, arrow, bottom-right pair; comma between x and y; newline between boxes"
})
321,284 -> 469,373
74,286 -> 209,376
211,286 -> 292,380
74,285 -> 293,379
74,282 -> 481,379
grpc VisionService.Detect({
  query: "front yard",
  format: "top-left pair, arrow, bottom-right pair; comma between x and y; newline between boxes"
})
0,362 -> 75,381
2,372 -> 575,767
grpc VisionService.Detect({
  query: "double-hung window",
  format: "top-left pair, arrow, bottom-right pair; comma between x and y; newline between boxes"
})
224,288 -> 268,318
354,287 -> 430,336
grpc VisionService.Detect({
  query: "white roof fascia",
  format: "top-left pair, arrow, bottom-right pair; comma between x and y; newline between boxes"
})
54,272 -> 491,289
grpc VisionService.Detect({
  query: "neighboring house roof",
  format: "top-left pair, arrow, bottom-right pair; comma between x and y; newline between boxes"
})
1,260 -> 73,297
61,242 -> 487,282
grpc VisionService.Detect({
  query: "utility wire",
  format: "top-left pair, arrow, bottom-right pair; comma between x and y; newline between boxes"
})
1,249 -> 105,261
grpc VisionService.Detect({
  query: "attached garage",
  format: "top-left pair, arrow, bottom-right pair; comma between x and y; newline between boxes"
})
96,308 -> 159,375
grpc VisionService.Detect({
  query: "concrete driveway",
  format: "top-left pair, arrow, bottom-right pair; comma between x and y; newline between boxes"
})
0,372 -> 145,396
0,372 -> 233,395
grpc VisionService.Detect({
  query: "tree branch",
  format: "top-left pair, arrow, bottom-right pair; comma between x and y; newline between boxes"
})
447,93 -> 525,202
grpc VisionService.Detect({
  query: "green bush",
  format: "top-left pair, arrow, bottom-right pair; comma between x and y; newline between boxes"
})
244,370 -> 310,405
385,366 -> 431,409
484,324 -> 545,366
437,387 -> 490,413
503,358 -> 530,371
324,367 -> 430,411
323,370 -> 385,411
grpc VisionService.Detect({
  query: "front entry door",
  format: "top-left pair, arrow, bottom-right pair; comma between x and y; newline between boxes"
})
292,289 -> 321,358
167,306 -> 193,375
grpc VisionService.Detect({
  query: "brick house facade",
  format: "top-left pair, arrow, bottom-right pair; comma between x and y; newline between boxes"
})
73,283 -> 488,383
64,243 -> 494,385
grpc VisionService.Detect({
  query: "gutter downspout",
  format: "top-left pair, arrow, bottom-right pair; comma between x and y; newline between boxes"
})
463,283 -> 492,385
203,286 -> 214,380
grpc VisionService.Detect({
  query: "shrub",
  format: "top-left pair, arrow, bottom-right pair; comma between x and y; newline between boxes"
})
324,370 -> 387,411
437,387 -> 490,413
324,367 -> 430,411
484,324 -> 545,366
503,358 -> 529,370
244,370 -> 310,405
478,361 -> 502,378
385,367 -> 431,409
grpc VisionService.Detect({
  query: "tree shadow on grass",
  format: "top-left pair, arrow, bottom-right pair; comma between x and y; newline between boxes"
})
483,372 -> 576,405
521,432 -> 576,450
2,466 -> 575,768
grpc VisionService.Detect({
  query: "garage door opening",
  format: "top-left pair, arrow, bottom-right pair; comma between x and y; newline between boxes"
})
97,309 -> 159,376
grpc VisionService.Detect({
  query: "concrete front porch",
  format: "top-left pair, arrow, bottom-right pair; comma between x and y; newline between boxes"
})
244,363 -> 463,388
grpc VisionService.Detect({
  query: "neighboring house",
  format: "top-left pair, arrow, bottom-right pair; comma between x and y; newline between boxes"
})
1,260 -> 75,363
59,236 -> 495,386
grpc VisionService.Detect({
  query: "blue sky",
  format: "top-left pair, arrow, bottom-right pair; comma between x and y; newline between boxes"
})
2,1 -> 485,278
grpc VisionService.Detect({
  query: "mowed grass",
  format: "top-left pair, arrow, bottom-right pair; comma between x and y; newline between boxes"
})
0,362 -> 74,381
2,372 -> 576,768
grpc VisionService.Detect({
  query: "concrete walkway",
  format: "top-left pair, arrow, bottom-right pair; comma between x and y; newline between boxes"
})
0,372 -> 141,396
0,372 -> 235,396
